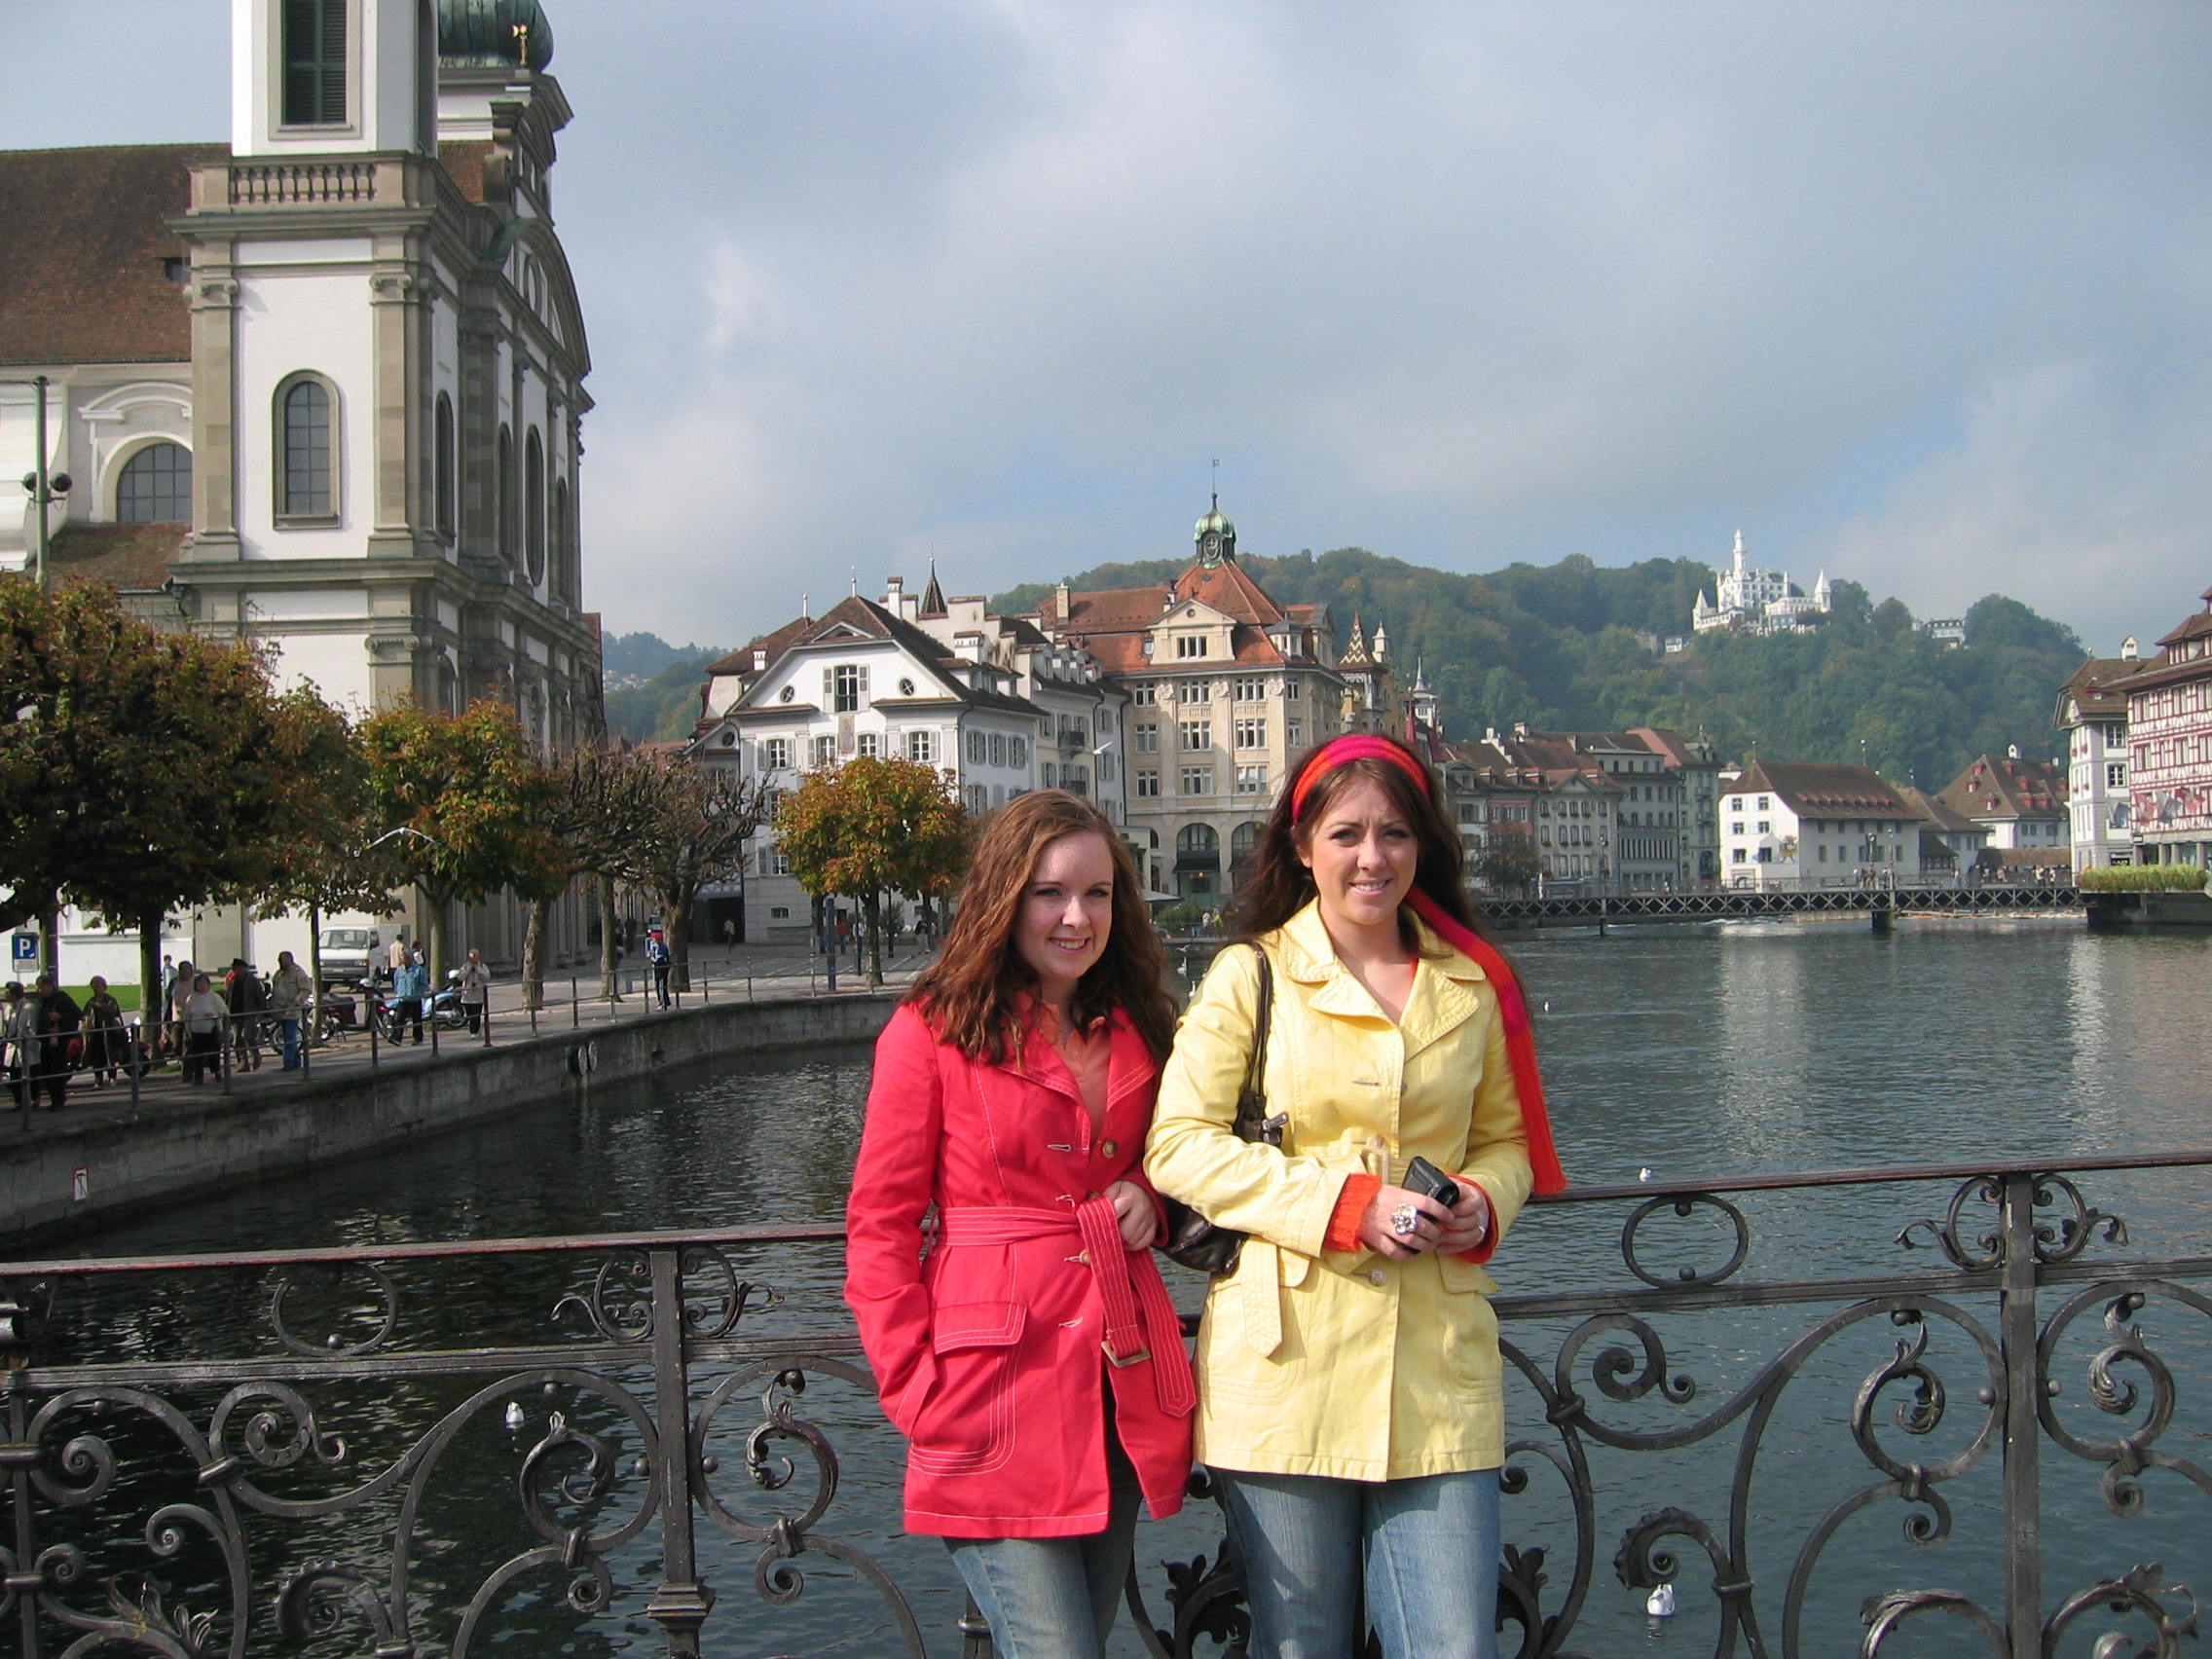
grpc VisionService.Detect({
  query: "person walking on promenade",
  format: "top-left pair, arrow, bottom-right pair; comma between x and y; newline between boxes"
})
225,959 -> 268,1072
82,976 -> 126,1088
3,982 -> 32,1110
1145,735 -> 1568,1659
387,934 -> 412,978
645,929 -> 672,1009
29,973 -> 82,1113
457,948 -> 492,1034
165,958 -> 196,1064
269,949 -> 313,1069
181,973 -> 226,1085
845,791 -> 1195,1659
389,949 -> 428,1044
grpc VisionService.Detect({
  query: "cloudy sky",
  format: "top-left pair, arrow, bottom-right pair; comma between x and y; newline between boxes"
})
10,1 -> 2208,654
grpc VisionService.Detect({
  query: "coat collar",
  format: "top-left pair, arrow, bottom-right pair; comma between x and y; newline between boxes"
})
1269,899 -> 1487,1057
1000,1001 -> 1159,1110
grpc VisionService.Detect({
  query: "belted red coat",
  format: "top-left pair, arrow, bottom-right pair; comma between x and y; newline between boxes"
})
844,1001 -> 1196,1538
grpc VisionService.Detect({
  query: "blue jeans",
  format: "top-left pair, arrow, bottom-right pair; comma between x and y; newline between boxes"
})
1212,1465 -> 1500,1659
277,1016 -> 302,1068
943,1429 -> 1140,1659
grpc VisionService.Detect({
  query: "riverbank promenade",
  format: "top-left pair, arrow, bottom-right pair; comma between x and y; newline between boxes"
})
2,942 -> 927,1141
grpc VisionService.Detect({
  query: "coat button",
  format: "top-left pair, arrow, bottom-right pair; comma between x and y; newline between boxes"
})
1369,1269 -> 1388,1286
1100,1139 -> 1118,1157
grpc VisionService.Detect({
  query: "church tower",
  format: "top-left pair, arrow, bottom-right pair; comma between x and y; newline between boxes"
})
232,0 -> 441,159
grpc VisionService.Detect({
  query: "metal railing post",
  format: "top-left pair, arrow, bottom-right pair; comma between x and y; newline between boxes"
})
219,1014 -> 233,1094
127,1019 -> 141,1108
643,1246 -> 715,1653
1999,1170 -> 2043,1658
369,1002 -> 380,1068
571,977 -> 579,1029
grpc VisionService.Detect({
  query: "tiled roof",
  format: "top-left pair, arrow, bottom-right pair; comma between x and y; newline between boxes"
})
1936,754 -> 2068,822
1734,760 -> 1918,819
1172,559 -> 1285,625
726,594 -> 1045,719
2054,656 -> 2148,724
1895,785 -> 1981,834
0,144 -> 219,366
47,522 -> 189,589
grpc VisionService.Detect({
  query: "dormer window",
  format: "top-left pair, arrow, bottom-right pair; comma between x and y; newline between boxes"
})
1176,637 -> 1207,659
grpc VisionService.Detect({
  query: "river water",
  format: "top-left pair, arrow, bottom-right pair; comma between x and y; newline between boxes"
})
50,920 -> 2212,1656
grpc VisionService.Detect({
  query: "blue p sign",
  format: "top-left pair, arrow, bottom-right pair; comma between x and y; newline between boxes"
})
10,933 -> 37,970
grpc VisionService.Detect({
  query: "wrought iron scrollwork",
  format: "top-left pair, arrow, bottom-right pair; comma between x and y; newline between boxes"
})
1620,1191 -> 1750,1289
1898,1171 -> 2128,1270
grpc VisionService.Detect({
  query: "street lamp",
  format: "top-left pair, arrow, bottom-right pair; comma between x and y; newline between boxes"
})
17,375 -> 73,592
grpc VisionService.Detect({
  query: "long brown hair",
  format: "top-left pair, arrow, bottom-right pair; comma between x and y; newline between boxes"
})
908,791 -> 1177,1066
1235,735 -> 1484,949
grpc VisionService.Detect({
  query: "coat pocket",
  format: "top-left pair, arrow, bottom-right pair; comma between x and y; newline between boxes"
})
1434,1255 -> 1502,1394
909,1302 -> 1026,1476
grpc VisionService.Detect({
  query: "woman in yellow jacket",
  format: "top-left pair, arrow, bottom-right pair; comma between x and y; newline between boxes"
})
1146,735 -> 1567,1659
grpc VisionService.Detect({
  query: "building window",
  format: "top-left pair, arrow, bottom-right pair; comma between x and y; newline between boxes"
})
857,732 -> 880,758
276,376 -> 336,519
1180,720 -> 1209,751
988,732 -> 1007,767
1757,795 -> 1770,810
1284,680 -> 1302,702
811,734 -> 837,767
905,729 -> 936,764
496,424 -> 513,561
1133,723 -> 1159,754
116,442 -> 191,523
524,427 -> 545,584
1177,682 -> 1209,704
2106,762 -> 2126,790
966,784 -> 988,813
1097,749 -> 1116,783
1176,636 -> 1207,659
1236,764 -> 1269,794
1131,683 -> 1157,705
1235,677 -> 1266,701
433,393 -> 455,538
1287,718 -> 1304,748
1235,718 -> 1266,750
1040,760 -> 1057,788
1181,765 -> 1211,795
1136,770 -> 1161,797
762,738 -> 792,771
1011,736 -> 1028,767
550,478 -> 569,597
828,664 -> 866,713
763,845 -> 791,876
968,730 -> 986,765
281,0 -> 349,126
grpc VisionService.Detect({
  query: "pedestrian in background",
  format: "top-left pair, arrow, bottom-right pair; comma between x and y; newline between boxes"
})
166,958 -> 196,1062
82,976 -> 126,1088
269,949 -> 313,1069
645,929 -> 672,1008
226,958 -> 267,1072
2,982 -> 32,1110
458,947 -> 492,1034
182,973 -> 226,1085
389,949 -> 428,1044
29,973 -> 82,1112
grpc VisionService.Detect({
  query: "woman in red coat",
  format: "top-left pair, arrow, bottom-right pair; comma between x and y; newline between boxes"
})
846,790 -> 1195,1657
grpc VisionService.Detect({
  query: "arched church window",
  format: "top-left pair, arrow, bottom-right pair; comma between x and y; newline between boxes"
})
434,393 -> 455,539
551,477 -> 571,601
497,425 -> 513,564
525,427 -> 545,585
276,375 -> 337,520
116,442 -> 191,524
281,0 -> 349,127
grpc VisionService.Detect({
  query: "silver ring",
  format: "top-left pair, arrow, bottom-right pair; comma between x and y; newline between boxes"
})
1389,1202 -> 1419,1237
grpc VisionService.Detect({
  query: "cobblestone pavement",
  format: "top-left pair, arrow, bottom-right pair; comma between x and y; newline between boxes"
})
1,943 -> 925,1142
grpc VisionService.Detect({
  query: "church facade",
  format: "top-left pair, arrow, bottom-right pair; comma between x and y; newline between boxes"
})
0,0 -> 602,977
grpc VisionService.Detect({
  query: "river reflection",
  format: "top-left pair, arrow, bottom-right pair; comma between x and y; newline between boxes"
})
52,921 -> 2212,1656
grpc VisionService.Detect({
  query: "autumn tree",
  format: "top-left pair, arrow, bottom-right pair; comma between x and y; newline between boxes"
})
358,699 -> 561,978
624,759 -> 779,992
1474,831 -> 1542,897
0,580 -> 307,1010
775,757 -> 969,987
522,744 -> 671,1006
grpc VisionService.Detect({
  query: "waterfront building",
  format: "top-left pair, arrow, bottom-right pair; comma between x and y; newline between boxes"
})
1025,501 -> 1346,902
1,0 -> 601,978
1894,787 -> 1989,878
2054,643 -> 2147,870
687,578 -> 1117,940
1936,751 -> 2070,856
1633,726 -> 1726,887
1719,761 -> 1925,887
2122,585 -> 2212,870
1691,530 -> 1833,636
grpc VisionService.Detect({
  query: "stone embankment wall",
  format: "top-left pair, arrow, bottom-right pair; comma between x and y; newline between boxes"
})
1,995 -> 899,1247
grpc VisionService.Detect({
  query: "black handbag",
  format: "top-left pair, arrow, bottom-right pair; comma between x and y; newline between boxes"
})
1161,944 -> 1284,1275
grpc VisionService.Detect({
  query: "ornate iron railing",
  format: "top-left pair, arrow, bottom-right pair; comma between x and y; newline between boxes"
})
3,1152 -> 2208,1657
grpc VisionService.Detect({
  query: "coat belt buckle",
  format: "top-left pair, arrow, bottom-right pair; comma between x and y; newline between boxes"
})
1102,1338 -> 1150,1368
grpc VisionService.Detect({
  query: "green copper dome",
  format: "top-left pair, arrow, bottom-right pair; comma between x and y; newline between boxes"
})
439,0 -> 555,71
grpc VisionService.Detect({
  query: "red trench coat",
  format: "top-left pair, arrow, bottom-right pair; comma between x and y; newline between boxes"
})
845,1002 -> 1196,1538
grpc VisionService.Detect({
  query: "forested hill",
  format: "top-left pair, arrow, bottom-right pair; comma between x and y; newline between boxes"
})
995,549 -> 2086,793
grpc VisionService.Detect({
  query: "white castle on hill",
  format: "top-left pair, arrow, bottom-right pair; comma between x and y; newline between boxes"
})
1692,531 -> 1832,636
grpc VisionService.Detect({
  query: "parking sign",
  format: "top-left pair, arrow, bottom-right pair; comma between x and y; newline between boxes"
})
10,933 -> 36,970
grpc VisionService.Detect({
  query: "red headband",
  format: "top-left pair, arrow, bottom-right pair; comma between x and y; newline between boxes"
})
1283,733 -> 1568,1195
1291,735 -> 1431,822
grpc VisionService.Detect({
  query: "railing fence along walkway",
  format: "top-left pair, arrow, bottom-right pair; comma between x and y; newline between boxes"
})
3,1154 -> 2207,1657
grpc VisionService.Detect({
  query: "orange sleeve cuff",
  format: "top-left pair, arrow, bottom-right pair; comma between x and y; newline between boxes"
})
1453,1176 -> 1499,1264
1325,1173 -> 1382,1253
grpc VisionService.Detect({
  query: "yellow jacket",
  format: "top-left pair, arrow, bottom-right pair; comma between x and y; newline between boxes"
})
1144,900 -> 1535,1480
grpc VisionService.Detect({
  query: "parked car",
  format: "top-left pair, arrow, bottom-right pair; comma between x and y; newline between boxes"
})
316,926 -> 381,987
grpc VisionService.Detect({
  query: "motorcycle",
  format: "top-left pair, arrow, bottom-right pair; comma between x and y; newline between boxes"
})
368,972 -> 467,1041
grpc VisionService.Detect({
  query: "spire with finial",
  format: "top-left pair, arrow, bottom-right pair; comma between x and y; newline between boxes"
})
800,591 -> 811,622
919,557 -> 947,617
